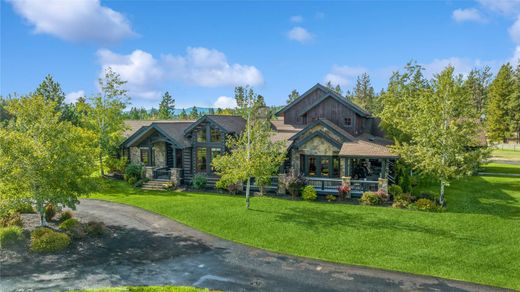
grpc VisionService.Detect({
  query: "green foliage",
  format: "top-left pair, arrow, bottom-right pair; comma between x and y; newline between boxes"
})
302,185 -> 317,201
378,63 -> 489,204
157,91 -> 175,119
325,195 -> 337,202
134,180 -> 144,188
352,72 -> 379,114
0,226 -> 23,248
0,211 -> 22,227
410,198 -> 442,212
127,177 -> 137,186
287,89 -> 300,104
13,202 -> 35,214
106,156 -> 128,174
487,64 -> 514,143
417,191 -> 436,201
464,66 -> 492,115
57,211 -> 73,223
0,94 -> 96,226
44,204 -> 57,222
192,173 -> 208,189
86,221 -> 107,237
59,218 -> 85,239
74,285 -> 211,292
359,192 -> 381,205
30,228 -> 70,253
388,185 -> 403,197
125,164 -> 142,182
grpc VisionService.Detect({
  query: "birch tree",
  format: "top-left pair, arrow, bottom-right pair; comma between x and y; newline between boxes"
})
84,67 -> 129,176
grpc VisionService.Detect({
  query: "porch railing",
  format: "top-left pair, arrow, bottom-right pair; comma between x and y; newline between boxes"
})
350,179 -> 379,194
153,167 -> 171,180
306,177 -> 342,193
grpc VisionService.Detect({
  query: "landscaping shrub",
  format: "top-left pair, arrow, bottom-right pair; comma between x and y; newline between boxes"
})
388,185 -> 403,197
0,226 -> 23,248
59,218 -> 85,239
325,194 -> 337,202
375,189 -> 389,203
57,211 -> 73,223
31,228 -> 70,253
106,156 -> 128,174
411,198 -> 442,212
14,202 -> 35,214
359,192 -> 381,205
417,191 -> 436,201
302,185 -> 317,201
134,179 -> 144,188
125,164 -> 142,183
44,204 -> 57,222
283,169 -> 306,199
162,181 -> 175,190
0,211 -> 23,227
192,173 -> 207,189
127,177 -> 138,186
86,221 -> 107,237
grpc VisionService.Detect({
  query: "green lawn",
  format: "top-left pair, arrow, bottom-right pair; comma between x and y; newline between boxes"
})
90,170 -> 520,290
74,286 -> 210,292
491,149 -> 520,161
480,162 -> 520,175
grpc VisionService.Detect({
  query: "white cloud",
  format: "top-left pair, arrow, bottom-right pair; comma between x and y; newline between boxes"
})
452,8 -> 485,23
65,90 -> 85,104
163,47 -> 263,87
421,57 -> 498,78
97,47 -> 263,102
97,49 -> 163,100
8,0 -> 135,43
323,65 -> 367,87
509,16 -> 520,44
213,96 -> 237,109
478,0 -> 520,15
290,15 -> 303,23
511,46 -> 520,63
287,26 -> 313,43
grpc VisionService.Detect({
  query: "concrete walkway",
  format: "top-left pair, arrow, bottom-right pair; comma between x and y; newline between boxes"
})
1,199 -> 509,292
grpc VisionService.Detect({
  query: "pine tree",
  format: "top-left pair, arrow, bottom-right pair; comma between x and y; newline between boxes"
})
157,91 -> 175,119
487,63 -> 514,143
287,89 -> 299,104
189,106 -> 199,119
353,73 -> 376,113
512,62 -> 520,142
464,66 -> 492,116
179,109 -> 188,120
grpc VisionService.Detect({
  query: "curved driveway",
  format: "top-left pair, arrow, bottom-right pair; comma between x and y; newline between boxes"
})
2,199 -> 507,292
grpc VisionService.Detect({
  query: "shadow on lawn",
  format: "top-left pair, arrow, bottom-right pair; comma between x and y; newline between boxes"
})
445,176 -> 520,219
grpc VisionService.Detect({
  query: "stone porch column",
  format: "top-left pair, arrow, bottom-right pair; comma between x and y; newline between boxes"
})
170,168 -> 182,186
378,178 -> 388,194
144,166 -> 154,179
277,174 -> 286,195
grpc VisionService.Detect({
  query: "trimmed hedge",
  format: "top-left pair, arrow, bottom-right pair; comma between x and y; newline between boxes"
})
302,185 -> 317,201
30,228 -> 70,253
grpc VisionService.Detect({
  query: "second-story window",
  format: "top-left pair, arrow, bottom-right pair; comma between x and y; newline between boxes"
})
210,128 -> 221,142
197,127 -> 207,142
344,117 -> 352,127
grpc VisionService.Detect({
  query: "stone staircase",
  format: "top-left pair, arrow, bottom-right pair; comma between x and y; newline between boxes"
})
141,179 -> 170,191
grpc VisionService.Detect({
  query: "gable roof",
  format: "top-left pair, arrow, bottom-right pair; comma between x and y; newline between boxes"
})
121,121 -> 193,148
288,118 -> 355,142
339,140 -> 398,158
184,115 -> 246,135
276,83 -> 371,118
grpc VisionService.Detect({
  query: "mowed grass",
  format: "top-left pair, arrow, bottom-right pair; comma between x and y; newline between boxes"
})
481,162 -> 520,175
492,149 -> 520,161
90,170 -> 520,290
75,286 -> 210,292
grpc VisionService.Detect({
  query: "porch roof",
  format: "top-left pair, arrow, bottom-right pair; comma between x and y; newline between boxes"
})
121,121 -> 193,148
339,140 -> 398,158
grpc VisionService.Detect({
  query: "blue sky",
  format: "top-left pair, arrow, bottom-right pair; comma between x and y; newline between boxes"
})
1,0 -> 518,109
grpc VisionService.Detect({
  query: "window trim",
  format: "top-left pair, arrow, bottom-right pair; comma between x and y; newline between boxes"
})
303,155 -> 340,178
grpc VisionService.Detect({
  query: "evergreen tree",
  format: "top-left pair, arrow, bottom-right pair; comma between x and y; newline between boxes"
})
353,73 -> 377,113
512,62 -> 520,142
157,91 -> 175,119
287,89 -> 299,104
179,109 -> 188,120
35,74 -> 76,122
325,81 -> 343,95
464,66 -> 492,116
189,106 -> 199,119
487,63 -> 514,143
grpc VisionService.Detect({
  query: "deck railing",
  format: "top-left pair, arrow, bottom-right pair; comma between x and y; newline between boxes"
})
350,179 -> 379,194
306,177 -> 342,193
153,167 -> 171,180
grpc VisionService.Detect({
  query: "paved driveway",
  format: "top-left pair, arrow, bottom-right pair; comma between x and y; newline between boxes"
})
1,199 -> 507,292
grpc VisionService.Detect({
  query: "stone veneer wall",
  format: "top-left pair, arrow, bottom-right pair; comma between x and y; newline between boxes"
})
130,147 -> 140,164
290,134 -> 341,173
154,142 -> 166,167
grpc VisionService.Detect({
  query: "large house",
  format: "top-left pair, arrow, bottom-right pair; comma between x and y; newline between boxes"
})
120,83 -> 398,195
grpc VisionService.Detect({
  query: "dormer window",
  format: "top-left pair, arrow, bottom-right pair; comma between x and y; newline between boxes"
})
344,117 -> 352,127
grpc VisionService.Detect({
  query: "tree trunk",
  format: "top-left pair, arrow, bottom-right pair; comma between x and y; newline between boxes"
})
99,150 -> 104,177
439,180 -> 446,206
245,177 -> 251,209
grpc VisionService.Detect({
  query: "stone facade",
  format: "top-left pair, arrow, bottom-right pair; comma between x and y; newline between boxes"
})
154,142 -> 166,167
130,147 -> 140,164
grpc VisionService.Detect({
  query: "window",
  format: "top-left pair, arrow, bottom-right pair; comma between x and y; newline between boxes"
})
344,117 -> 352,127
197,127 -> 207,142
140,148 -> 149,165
320,158 -> 330,176
210,128 -> 221,142
305,155 -> 340,178
308,157 -> 317,176
196,147 -> 207,172
211,148 -> 221,171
